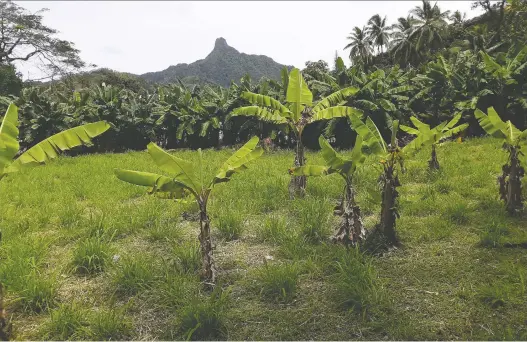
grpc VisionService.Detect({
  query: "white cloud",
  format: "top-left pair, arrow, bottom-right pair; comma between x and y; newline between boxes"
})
13,1 -> 483,80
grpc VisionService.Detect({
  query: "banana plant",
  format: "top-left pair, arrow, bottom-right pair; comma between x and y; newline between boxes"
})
290,135 -> 367,246
114,137 -> 263,283
231,67 -> 362,198
474,107 -> 527,215
0,103 -> 110,339
400,113 -> 469,170
349,114 -> 427,245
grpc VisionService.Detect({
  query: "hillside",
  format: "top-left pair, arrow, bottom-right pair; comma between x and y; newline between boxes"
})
139,37 -> 291,86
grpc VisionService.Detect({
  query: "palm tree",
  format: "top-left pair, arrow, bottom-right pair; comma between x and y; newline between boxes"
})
389,16 -> 420,66
366,14 -> 391,54
344,27 -> 373,66
410,0 -> 450,52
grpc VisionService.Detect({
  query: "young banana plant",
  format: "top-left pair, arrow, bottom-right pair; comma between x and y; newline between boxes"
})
290,135 -> 367,246
231,67 -> 362,198
0,103 -> 110,339
349,115 -> 427,245
114,137 -> 263,283
474,107 -> 527,215
400,113 -> 469,170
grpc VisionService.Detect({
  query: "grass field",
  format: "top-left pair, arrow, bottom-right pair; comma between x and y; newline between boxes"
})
1,137 -> 527,340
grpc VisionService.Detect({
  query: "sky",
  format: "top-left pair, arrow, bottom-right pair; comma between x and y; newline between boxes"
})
13,1 -> 484,80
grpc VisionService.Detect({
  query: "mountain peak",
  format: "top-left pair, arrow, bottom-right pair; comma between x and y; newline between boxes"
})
214,37 -> 229,49
140,37 -> 289,87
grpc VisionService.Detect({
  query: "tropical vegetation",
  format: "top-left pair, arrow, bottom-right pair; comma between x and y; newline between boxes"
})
0,0 -> 527,340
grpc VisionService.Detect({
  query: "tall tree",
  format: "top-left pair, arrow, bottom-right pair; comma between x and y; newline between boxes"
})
389,16 -> 420,66
410,0 -> 451,53
0,0 -> 85,80
344,27 -> 373,67
367,14 -> 391,54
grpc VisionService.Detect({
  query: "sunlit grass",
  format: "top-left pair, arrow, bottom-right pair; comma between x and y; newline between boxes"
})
0,137 -> 526,340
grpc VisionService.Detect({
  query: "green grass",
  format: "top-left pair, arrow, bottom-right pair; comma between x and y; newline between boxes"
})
1,137 -> 527,340
253,261 -> 300,303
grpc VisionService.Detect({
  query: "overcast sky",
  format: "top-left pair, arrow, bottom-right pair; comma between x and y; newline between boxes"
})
13,1 -> 484,80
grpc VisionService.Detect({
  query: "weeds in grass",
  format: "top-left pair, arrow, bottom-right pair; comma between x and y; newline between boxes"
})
216,210 -> 244,241
332,247 -> 384,314
72,237 -> 113,274
257,214 -> 289,244
254,261 -> 300,303
111,256 -> 155,296
173,242 -> 201,274
176,286 -> 230,340
146,219 -> 182,242
41,303 -> 132,340
81,307 -> 132,340
294,199 -> 331,243
443,202 -> 470,225
41,302 -> 88,340
15,271 -> 57,313
477,282 -> 510,308
155,273 -> 196,309
59,205 -> 84,229
479,220 -> 509,247
434,181 -> 452,194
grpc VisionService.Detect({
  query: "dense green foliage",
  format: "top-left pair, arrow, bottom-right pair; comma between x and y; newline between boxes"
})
0,1 -> 524,155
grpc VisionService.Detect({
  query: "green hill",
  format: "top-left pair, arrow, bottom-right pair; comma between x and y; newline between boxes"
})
139,37 -> 292,86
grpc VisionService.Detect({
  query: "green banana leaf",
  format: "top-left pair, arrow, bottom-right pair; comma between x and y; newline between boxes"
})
444,113 -> 462,130
286,68 -> 313,106
399,125 -> 420,135
9,121 -> 110,173
319,136 -> 346,170
311,106 -> 363,122
290,164 -> 330,177
212,136 -> 264,186
474,107 -> 507,140
286,68 -> 312,122
231,106 -> 288,124
0,104 -> 20,173
409,116 -> 430,133
312,86 -> 359,112
390,120 -> 399,147
241,92 -> 290,114
114,169 -> 188,198
379,99 -> 396,112
349,115 -> 387,156
147,142 -> 201,194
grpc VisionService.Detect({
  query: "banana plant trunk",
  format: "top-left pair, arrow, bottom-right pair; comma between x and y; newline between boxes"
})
428,144 -> 440,170
379,164 -> 400,245
0,283 -> 7,341
289,138 -> 306,199
198,200 -> 216,283
332,180 -> 366,246
499,146 -> 524,215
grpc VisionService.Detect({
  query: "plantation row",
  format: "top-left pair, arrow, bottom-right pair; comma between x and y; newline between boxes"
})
1,43 -> 526,154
